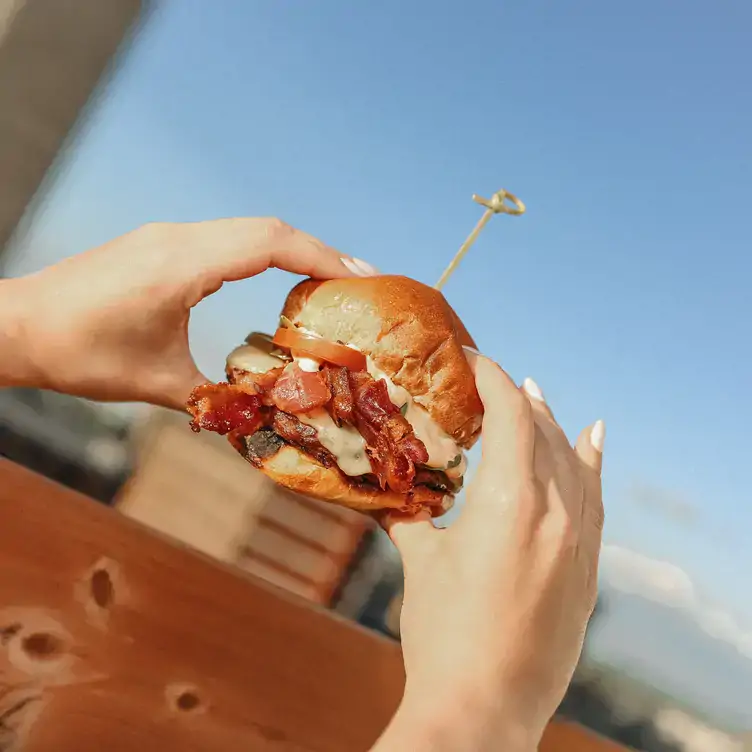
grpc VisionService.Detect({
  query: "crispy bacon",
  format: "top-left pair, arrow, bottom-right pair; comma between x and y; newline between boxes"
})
187,365 -> 438,501
323,365 -> 354,425
409,485 -> 447,508
348,372 -> 429,493
270,363 -> 331,414
228,366 -> 284,405
271,410 -> 335,467
187,383 -> 264,436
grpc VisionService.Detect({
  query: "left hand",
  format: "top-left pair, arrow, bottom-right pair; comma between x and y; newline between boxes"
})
7,218 -> 376,408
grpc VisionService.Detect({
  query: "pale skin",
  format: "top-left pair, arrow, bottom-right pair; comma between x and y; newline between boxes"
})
0,218 -> 605,751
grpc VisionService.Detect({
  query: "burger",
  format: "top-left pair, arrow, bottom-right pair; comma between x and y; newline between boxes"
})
186,275 -> 483,516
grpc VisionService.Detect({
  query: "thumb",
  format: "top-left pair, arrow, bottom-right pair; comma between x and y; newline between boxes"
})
152,364 -> 212,413
379,510 -> 437,568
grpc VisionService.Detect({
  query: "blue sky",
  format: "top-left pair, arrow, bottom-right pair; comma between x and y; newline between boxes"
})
5,0 -> 752,722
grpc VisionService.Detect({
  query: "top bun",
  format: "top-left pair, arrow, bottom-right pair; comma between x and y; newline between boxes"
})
281,275 -> 483,447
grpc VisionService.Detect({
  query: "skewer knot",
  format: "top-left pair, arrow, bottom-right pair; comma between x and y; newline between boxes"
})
472,189 -> 526,216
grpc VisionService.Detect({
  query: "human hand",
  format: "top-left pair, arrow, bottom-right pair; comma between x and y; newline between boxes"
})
373,354 -> 605,751
3,219 -> 376,408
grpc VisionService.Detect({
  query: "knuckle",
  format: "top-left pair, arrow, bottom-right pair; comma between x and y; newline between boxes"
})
134,221 -> 169,241
518,474 -> 541,510
584,587 -> 599,619
545,506 -> 578,554
512,384 -> 533,418
589,498 -> 605,532
262,217 -> 293,243
506,389 -> 534,438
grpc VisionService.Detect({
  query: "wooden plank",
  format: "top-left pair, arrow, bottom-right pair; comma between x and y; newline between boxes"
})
0,459 -> 404,751
540,720 -> 629,751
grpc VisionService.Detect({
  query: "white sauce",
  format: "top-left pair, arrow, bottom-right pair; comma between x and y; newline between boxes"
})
297,409 -> 372,476
366,359 -> 466,477
294,353 -> 322,373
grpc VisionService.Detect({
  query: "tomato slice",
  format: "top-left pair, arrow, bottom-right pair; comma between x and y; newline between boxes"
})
272,327 -> 367,371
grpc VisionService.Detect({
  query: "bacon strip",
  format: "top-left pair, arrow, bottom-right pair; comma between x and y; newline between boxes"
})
323,365 -> 354,425
271,410 -> 335,467
348,372 -> 429,493
187,383 -> 264,436
187,367 -> 435,499
227,366 -> 284,405
270,363 -> 331,414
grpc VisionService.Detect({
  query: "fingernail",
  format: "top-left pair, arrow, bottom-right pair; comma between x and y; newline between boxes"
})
341,257 -> 378,276
340,257 -> 361,275
522,377 -> 545,402
590,420 -> 606,452
352,257 -> 379,275
462,346 -> 480,372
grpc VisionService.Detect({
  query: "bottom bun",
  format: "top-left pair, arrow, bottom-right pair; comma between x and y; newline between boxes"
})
242,444 -> 453,517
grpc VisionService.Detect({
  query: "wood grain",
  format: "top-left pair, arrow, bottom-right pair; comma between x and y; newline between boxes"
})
0,458 -> 625,751
540,721 -> 629,751
0,458 -> 404,751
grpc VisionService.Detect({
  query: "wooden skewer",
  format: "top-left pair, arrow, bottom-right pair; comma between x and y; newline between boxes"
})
434,188 -> 526,291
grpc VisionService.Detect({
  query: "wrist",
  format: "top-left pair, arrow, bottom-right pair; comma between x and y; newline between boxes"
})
373,682 -> 540,752
0,277 -> 43,389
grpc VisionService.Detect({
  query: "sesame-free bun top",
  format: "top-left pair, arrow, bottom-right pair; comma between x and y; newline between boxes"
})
281,275 -> 483,447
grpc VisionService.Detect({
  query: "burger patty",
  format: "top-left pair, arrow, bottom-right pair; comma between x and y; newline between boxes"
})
242,428 -> 285,463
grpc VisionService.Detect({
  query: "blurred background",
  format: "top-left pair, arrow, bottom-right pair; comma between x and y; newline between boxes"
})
0,2 -> 750,750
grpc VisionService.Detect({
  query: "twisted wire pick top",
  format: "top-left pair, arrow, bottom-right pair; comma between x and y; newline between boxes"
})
434,188 -> 526,291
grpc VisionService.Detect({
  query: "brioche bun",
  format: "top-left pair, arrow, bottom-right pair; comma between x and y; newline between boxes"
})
256,445 -> 451,516
281,275 -> 483,447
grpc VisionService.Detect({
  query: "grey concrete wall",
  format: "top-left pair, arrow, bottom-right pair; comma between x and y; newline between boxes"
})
0,0 -> 145,258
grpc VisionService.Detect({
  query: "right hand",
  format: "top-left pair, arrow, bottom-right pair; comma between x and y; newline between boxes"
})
377,353 -> 605,751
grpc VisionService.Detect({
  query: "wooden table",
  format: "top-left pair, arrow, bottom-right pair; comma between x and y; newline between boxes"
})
0,459 -> 624,751
0,459 -> 403,750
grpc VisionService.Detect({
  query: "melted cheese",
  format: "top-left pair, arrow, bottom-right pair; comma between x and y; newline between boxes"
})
297,409 -> 371,476
367,359 -> 466,477
226,339 -> 284,374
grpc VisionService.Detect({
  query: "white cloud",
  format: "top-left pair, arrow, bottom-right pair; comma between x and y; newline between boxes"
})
600,544 -> 752,661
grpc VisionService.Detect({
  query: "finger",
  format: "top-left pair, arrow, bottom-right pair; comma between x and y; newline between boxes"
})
575,421 -> 606,590
169,218 -> 378,288
464,350 -> 535,502
149,365 -> 212,412
575,419 -> 605,476
521,377 -> 570,446
379,510 -> 437,568
522,376 -> 584,527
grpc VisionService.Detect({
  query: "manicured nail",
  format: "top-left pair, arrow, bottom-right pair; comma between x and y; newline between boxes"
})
341,257 -> 378,276
340,258 -> 361,275
352,257 -> 379,275
590,420 -> 606,452
522,377 -> 545,402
